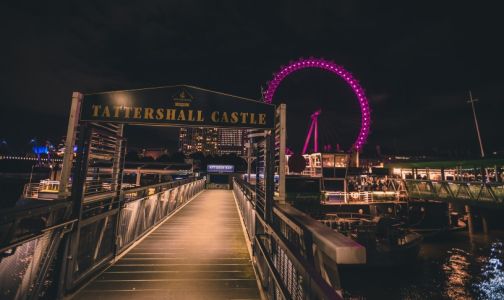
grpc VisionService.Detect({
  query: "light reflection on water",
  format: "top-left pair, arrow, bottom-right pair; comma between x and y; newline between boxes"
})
442,248 -> 472,299
342,232 -> 504,300
474,241 -> 504,300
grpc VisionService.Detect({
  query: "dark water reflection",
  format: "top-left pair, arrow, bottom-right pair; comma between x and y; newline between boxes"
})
342,231 -> 504,299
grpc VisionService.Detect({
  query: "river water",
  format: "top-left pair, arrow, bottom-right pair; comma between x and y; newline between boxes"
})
342,231 -> 504,299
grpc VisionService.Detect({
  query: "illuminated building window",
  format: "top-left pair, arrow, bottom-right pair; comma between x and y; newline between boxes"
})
179,128 -> 246,156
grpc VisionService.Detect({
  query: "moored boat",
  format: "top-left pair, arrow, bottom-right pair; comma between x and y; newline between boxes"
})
320,213 -> 423,266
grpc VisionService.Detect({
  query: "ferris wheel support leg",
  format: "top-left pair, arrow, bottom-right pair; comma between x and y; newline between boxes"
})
351,151 -> 360,167
302,120 -> 315,155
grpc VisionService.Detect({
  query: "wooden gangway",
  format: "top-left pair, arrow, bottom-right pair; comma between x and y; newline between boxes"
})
75,190 -> 261,300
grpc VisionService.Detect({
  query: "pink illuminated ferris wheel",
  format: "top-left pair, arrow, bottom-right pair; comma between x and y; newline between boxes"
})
264,58 -> 371,152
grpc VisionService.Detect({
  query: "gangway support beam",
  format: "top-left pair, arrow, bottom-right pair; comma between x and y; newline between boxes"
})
59,92 -> 83,198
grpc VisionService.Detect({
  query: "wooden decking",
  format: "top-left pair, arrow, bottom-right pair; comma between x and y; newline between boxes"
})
75,190 -> 261,300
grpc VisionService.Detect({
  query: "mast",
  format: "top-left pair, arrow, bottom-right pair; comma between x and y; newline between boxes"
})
467,90 -> 485,158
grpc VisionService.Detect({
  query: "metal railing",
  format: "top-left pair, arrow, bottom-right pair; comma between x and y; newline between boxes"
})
65,178 -> 205,290
23,181 -> 73,200
0,177 -> 205,299
22,183 -> 41,199
116,178 -> 205,253
404,179 -> 504,206
0,200 -> 76,300
234,177 -> 354,300
323,190 -> 403,203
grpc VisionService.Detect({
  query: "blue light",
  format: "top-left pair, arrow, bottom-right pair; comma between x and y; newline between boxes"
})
32,146 -> 49,155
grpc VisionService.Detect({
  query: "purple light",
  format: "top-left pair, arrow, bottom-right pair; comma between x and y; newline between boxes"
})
264,58 -> 371,151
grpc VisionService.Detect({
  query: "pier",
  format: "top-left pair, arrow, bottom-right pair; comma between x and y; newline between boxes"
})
0,85 -> 366,300
74,190 -> 261,300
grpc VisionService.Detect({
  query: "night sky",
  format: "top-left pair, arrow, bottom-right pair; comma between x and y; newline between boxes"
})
1,1 -> 503,156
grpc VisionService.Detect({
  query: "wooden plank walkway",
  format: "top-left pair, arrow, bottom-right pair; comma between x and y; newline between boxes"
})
75,190 -> 261,300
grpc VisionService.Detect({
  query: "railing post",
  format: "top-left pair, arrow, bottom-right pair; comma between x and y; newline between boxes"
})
265,130 -> 275,224
276,104 -> 287,203
59,92 -> 83,199
63,122 -> 91,292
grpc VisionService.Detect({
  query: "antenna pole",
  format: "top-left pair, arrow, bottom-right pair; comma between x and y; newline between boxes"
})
467,90 -> 485,158
314,114 -> 318,152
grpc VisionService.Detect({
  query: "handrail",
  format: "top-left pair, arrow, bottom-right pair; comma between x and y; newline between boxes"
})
0,200 -> 73,251
121,177 -> 199,203
273,204 -> 366,265
122,177 -> 193,194
0,176 -> 205,299
254,235 -> 290,299
406,179 -> 504,185
66,177 -> 206,291
262,224 -> 342,299
233,177 -> 352,300
404,179 -> 504,204
0,219 -> 77,253
0,199 -> 70,221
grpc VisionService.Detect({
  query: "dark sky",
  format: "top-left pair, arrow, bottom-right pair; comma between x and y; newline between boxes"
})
1,1 -> 503,156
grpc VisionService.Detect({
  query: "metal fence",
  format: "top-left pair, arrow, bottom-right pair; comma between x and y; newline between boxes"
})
0,178 -> 204,299
65,178 -> 205,291
0,201 -> 75,300
404,179 -> 504,206
116,178 -> 205,252
323,190 -> 404,203
233,177 -> 344,300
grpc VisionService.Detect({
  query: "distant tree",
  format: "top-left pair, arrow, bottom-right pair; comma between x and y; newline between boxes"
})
288,153 -> 306,173
189,152 -> 205,162
125,150 -> 140,161
170,151 -> 186,163
233,156 -> 247,172
141,156 -> 154,162
157,154 -> 171,162
189,152 -> 206,171
206,154 -> 217,164
0,139 -> 8,155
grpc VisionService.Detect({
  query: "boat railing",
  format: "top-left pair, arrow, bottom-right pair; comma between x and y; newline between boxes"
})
22,182 -> 41,199
322,212 -> 374,220
22,180 -> 73,200
22,178 -> 191,202
323,190 -> 402,203
319,215 -> 417,247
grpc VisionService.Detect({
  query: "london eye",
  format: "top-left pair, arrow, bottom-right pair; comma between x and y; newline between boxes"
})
264,58 -> 371,154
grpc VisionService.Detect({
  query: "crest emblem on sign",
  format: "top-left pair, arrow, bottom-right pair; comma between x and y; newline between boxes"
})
173,89 -> 193,107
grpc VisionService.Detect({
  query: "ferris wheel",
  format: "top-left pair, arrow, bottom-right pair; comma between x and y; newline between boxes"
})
264,58 -> 371,153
